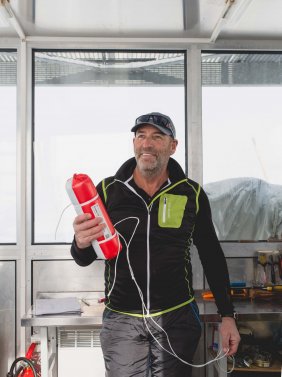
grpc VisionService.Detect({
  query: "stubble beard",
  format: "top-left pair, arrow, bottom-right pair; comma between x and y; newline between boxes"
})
135,150 -> 168,178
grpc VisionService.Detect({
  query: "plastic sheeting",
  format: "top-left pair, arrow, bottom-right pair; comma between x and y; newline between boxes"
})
204,177 -> 282,241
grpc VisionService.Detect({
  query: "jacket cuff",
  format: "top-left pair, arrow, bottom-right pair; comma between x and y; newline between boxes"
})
70,238 -> 97,266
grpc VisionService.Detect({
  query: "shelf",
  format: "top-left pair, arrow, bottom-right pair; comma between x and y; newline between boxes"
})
208,348 -> 281,373
228,359 -> 282,373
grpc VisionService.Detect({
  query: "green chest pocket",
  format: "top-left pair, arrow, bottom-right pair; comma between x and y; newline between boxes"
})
158,194 -> 188,228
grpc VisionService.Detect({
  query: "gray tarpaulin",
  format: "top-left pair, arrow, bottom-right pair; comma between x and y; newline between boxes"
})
204,177 -> 282,241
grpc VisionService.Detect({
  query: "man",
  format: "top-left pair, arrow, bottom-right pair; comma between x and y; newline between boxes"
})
71,112 -> 240,377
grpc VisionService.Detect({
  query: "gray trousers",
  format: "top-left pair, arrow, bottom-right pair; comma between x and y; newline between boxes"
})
100,302 -> 202,377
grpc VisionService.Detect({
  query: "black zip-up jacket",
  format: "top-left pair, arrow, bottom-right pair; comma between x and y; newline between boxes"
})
71,157 -> 234,316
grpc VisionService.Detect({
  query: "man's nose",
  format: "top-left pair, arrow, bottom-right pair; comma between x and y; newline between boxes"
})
142,136 -> 154,147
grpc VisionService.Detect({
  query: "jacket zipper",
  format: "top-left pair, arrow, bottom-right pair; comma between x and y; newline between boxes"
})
120,179 -> 151,313
162,196 -> 167,223
146,213 -> 151,314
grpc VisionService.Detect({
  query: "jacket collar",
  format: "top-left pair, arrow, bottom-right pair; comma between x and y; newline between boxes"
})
114,157 -> 186,183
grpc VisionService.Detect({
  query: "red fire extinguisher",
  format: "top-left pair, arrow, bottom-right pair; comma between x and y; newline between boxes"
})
7,343 -> 40,377
66,173 -> 122,260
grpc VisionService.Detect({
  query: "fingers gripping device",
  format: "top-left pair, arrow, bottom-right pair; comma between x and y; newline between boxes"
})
66,173 -> 122,260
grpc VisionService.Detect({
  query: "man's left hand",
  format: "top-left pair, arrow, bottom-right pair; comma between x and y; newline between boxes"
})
220,317 -> 241,355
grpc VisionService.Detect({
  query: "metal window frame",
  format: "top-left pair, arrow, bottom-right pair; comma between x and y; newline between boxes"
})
1,36 -> 282,358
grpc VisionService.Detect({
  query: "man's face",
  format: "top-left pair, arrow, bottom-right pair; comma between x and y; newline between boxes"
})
133,125 -> 178,177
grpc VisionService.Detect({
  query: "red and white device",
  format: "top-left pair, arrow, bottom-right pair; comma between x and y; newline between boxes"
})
66,173 -> 122,260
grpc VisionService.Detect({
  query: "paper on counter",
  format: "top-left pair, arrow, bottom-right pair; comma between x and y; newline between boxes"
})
81,304 -> 104,317
35,297 -> 81,315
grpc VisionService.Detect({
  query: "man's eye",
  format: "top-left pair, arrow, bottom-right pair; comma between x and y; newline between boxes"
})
153,135 -> 163,141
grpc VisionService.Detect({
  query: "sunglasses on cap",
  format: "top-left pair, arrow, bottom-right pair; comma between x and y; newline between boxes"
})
134,114 -> 176,138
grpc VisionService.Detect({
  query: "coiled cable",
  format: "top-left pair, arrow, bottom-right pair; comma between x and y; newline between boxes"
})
7,357 -> 37,377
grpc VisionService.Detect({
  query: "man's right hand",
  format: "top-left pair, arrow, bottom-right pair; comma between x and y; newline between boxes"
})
73,213 -> 105,249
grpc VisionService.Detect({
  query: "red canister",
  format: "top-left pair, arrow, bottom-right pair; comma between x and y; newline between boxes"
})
66,173 -> 122,259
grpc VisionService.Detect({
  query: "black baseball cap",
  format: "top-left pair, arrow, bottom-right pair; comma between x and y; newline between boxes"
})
131,112 -> 176,139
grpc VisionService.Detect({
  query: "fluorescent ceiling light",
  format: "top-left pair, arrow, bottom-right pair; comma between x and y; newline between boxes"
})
210,0 -> 233,43
225,0 -> 254,24
210,0 -> 254,42
0,0 -> 25,39
0,2 -> 10,27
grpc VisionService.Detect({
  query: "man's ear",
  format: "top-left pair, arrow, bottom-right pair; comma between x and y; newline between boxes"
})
170,139 -> 178,155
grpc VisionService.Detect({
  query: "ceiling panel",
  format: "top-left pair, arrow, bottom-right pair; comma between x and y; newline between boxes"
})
1,0 -> 282,41
34,0 -> 183,34
221,0 -> 282,40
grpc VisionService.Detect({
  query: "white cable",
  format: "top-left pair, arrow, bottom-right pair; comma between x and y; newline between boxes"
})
106,237 -> 120,298
138,292 -> 229,368
107,217 -> 140,298
54,203 -> 72,240
143,312 -> 229,367
218,354 -> 235,374
109,216 -> 231,370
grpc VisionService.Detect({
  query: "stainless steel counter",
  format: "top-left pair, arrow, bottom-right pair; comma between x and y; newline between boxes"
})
21,292 -> 282,377
22,291 -> 104,327
21,293 -> 282,328
21,306 -> 104,327
198,297 -> 282,322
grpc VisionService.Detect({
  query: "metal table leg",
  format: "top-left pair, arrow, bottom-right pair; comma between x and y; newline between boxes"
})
40,327 -> 49,377
40,326 -> 58,377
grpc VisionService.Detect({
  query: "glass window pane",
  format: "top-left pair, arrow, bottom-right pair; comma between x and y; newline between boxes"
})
202,53 -> 282,242
0,50 -> 17,244
33,51 -> 186,243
